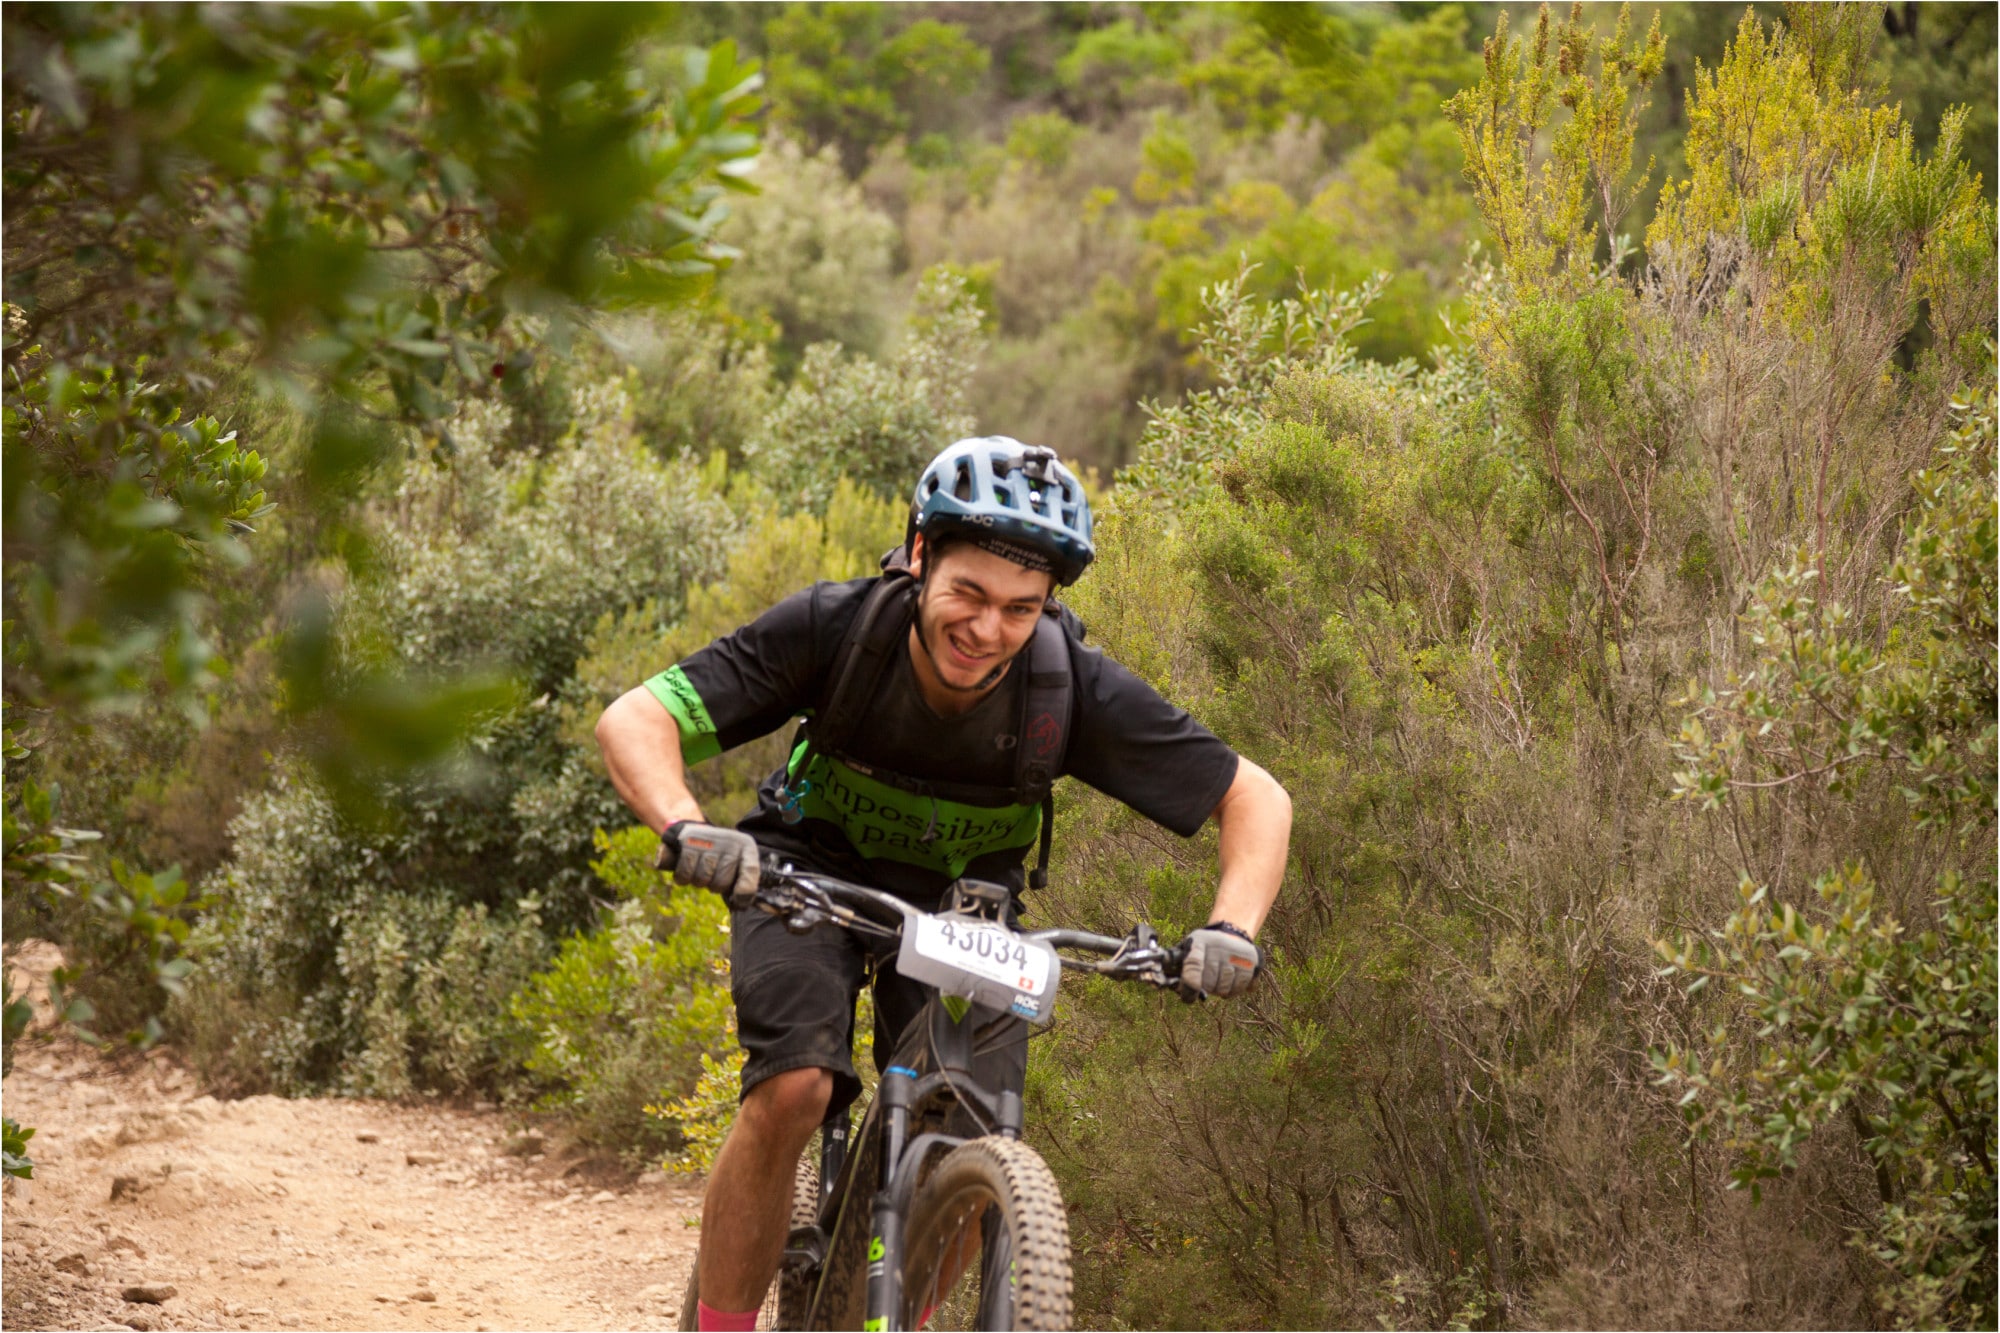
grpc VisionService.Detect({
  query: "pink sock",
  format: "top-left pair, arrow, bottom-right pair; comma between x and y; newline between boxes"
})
921,1303 -> 937,1329
697,1298 -> 759,1332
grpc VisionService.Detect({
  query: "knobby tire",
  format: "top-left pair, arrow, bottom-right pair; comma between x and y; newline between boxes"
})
775,1153 -> 821,1330
900,1136 -> 1073,1332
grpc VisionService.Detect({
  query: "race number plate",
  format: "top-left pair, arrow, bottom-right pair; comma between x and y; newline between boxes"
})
896,914 -> 1060,1025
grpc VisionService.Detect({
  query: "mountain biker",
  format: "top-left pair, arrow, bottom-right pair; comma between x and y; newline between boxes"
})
595,436 -> 1292,1333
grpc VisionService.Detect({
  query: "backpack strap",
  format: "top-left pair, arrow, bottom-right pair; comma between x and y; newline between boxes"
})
1015,612 -> 1071,804
779,570 -> 915,823
810,569 -> 916,760
1017,607 -> 1075,891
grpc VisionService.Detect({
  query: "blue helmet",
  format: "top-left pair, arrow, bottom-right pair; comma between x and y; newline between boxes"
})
910,437 -> 1094,586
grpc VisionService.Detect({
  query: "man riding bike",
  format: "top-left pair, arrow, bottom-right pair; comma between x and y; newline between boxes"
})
595,437 -> 1292,1332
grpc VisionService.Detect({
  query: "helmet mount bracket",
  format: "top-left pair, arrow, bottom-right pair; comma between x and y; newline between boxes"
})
1012,446 -> 1057,484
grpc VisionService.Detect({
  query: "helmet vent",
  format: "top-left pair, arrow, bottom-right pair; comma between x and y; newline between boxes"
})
952,459 -> 973,501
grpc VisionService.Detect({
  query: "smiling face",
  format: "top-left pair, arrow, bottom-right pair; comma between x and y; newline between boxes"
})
907,535 -> 1056,708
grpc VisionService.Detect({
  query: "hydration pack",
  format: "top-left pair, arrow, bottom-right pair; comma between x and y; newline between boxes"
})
784,546 -> 1080,889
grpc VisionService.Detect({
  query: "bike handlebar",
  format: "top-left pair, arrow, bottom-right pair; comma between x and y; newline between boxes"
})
751,856 -> 1200,998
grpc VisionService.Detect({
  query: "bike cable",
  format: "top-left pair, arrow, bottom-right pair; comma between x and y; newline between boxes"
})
923,1018 -> 997,1138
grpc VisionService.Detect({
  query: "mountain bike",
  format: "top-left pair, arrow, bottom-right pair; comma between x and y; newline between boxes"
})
677,857 -> 1196,1332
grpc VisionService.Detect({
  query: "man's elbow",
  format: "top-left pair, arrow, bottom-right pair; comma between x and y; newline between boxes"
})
595,687 -> 650,758
1251,759 -> 1292,822
1218,756 -> 1290,824
593,696 -> 622,754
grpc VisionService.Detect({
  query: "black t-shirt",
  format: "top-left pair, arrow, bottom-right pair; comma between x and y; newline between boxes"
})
645,576 -> 1238,905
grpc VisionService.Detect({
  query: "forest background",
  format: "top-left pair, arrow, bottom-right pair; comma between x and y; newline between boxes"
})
3,2 -> 1994,1329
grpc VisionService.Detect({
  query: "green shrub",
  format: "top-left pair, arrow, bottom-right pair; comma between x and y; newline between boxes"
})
1658,391 -> 1997,1330
654,1048 -> 750,1175
745,266 -> 982,512
46,861 -> 208,1048
2,1117 -> 33,1180
760,9 -> 986,173
717,135 -> 899,364
1004,111 -> 1080,173
1056,20 -> 1184,119
354,382 -> 730,692
510,826 -> 733,1158
595,313 -> 776,467
1036,9 -> 1995,1328
181,381 -> 733,1094
1120,261 -> 1384,503
182,761 -> 556,1098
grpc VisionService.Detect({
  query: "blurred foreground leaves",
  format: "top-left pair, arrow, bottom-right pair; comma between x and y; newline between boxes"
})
1,3 -> 761,1061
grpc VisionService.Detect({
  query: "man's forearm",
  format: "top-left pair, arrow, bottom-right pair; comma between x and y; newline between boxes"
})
596,686 -> 707,833
1209,757 -> 1291,937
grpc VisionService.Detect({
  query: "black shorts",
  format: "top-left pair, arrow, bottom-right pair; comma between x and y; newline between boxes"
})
730,904 -> 1027,1114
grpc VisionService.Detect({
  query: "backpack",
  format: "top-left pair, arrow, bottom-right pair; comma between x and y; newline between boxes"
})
783,546 -> 1080,890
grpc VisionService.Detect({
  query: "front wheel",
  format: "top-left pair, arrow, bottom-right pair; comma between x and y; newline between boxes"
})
901,1136 -> 1073,1331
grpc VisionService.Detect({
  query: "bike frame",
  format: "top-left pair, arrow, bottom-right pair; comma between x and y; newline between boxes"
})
750,863 -> 1186,1332
840,997 -> 1023,1330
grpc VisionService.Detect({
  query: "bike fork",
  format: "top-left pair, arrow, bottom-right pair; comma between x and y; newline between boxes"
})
863,1066 -> 916,1331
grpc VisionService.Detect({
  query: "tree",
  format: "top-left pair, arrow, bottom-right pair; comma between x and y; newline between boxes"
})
762,4 -> 987,174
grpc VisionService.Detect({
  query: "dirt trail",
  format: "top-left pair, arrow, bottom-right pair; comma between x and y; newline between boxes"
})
1,951 -> 705,1333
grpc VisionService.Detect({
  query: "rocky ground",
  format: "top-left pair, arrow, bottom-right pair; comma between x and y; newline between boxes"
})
1,957 -> 705,1333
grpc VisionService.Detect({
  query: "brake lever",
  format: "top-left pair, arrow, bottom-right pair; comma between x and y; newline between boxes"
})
1098,923 -> 1197,994
755,881 -> 809,918
783,905 -> 829,935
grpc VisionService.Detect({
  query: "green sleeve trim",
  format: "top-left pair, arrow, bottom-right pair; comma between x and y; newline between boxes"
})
643,665 -> 722,766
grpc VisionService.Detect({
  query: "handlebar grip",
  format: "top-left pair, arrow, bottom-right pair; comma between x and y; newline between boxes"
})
1163,939 -> 1205,1002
